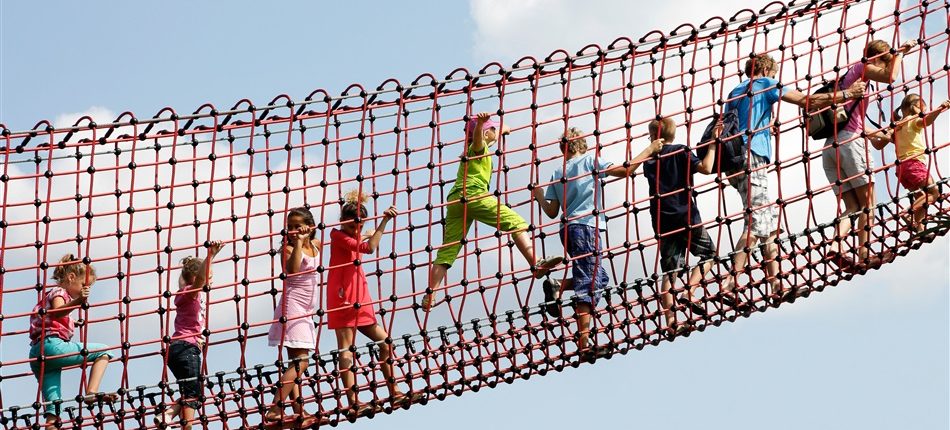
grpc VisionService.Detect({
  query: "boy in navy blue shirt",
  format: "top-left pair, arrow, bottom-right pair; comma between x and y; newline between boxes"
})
641,117 -> 719,336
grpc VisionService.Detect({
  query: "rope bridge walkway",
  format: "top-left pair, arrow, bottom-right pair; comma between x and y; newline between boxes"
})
0,0 -> 948,428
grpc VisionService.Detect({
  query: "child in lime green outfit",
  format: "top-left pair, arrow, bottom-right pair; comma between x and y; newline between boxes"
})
423,112 -> 563,310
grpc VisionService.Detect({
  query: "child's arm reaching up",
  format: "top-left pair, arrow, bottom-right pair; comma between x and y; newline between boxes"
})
468,112 -> 492,155
184,241 -> 224,298
604,138 -> 665,177
923,100 -> 950,127
363,206 -> 398,254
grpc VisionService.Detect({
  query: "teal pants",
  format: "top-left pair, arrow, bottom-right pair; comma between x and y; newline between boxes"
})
29,337 -> 111,415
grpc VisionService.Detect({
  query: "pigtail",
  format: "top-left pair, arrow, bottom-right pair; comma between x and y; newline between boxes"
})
180,256 -> 204,284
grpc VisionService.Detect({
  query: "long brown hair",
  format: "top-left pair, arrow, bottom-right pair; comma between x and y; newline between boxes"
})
286,207 -> 316,239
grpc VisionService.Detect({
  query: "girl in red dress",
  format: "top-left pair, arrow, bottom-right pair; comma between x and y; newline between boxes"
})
328,190 -> 410,416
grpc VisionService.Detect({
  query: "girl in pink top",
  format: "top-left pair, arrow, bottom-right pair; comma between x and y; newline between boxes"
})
157,240 -> 223,429
264,207 -> 321,427
822,39 -> 916,271
28,255 -> 116,428
330,190 -> 411,417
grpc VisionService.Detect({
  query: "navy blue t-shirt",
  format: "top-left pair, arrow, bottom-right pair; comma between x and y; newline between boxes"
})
642,144 -> 703,235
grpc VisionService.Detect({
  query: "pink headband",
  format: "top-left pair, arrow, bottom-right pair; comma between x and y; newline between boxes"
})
464,118 -> 499,141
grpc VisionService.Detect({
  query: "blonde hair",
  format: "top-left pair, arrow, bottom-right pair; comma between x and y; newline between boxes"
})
51,254 -> 96,284
893,94 -> 923,121
561,127 -> 588,155
341,189 -> 369,222
648,117 -> 676,142
180,256 -> 205,284
865,40 -> 894,63
744,54 -> 776,78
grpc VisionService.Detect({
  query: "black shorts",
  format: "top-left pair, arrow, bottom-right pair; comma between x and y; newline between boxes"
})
659,227 -> 717,274
167,341 -> 203,409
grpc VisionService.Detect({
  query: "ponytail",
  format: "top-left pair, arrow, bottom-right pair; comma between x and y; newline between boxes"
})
341,189 -> 369,222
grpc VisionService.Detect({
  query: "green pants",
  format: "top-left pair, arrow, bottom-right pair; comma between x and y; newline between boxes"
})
434,192 -> 529,267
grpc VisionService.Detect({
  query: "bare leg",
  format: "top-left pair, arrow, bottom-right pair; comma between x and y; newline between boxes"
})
85,355 -> 110,394
334,328 -> 359,407
760,233 -> 780,288
179,405 -> 195,430
912,178 -> 938,227
852,183 -> 875,259
686,261 -> 713,299
423,264 -> 449,310
358,324 -> 402,397
512,231 -> 537,266
660,274 -> 677,329
574,302 -> 592,351
266,348 -> 310,420
723,232 -> 760,293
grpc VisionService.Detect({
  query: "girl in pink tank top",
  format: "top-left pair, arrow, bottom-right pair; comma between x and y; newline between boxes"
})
263,207 -> 321,427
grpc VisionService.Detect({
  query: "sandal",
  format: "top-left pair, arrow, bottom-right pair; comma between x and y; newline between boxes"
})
533,256 -> 565,279
420,291 -> 438,311
714,290 -> 739,307
390,391 -> 423,408
82,392 -> 119,406
666,322 -> 691,338
826,250 -> 855,271
579,345 -> 612,362
346,403 -> 374,419
541,277 -> 562,318
263,413 -> 315,429
678,296 -> 707,316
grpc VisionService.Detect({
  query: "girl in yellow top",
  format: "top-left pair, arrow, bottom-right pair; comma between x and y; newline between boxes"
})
423,112 -> 563,310
871,95 -> 949,231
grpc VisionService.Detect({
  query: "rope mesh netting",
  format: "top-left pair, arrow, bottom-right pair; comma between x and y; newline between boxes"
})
1,0 -> 948,428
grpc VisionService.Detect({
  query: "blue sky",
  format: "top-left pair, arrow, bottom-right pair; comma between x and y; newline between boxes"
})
1,1 -> 947,430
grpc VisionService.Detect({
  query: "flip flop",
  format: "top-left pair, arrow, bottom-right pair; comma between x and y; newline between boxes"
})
678,296 -> 707,316
533,256 -> 565,279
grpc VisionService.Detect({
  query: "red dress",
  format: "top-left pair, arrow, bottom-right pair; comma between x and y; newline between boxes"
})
326,229 -> 378,329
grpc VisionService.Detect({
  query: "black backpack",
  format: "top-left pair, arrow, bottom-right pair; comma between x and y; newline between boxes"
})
804,77 -> 864,139
696,109 -> 761,174
696,111 -> 743,174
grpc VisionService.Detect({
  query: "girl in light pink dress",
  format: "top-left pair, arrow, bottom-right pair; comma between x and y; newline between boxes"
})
264,207 -> 321,427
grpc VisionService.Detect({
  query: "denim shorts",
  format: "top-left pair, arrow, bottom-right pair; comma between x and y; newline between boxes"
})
167,341 -> 203,409
559,224 -> 610,306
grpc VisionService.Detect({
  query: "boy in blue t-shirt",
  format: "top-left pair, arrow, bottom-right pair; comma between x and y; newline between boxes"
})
532,127 -> 661,358
641,117 -> 719,336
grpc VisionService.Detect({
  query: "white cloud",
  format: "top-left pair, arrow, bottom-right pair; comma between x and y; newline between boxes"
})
53,106 -> 116,129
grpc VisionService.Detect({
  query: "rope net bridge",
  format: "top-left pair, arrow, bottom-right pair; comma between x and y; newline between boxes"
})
0,0 -> 948,428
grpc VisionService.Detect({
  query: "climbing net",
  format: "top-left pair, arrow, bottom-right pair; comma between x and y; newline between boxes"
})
1,0 -> 948,428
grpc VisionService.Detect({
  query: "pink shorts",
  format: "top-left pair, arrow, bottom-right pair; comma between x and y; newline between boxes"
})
897,158 -> 929,191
